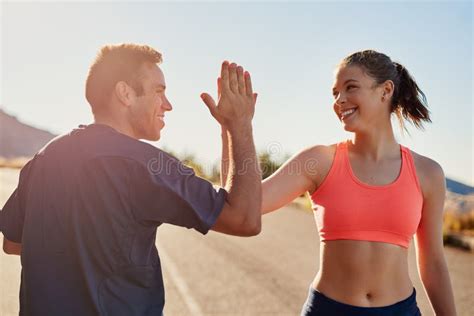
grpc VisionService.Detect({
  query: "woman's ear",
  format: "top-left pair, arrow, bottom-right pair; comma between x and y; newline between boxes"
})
382,80 -> 395,102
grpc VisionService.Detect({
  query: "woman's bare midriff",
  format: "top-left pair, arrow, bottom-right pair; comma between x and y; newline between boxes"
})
312,239 -> 414,307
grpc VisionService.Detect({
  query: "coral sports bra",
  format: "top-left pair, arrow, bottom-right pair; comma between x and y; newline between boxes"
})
310,140 -> 423,248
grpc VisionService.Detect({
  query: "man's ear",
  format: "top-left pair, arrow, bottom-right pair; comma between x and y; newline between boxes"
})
114,81 -> 135,107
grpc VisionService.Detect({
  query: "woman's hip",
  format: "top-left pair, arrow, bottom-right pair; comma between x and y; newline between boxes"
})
300,286 -> 422,316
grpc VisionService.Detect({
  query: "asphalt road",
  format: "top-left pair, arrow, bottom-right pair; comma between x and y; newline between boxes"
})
157,205 -> 473,315
1,168 -> 473,315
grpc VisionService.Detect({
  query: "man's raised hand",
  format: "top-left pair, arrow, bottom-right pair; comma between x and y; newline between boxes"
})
201,61 -> 257,131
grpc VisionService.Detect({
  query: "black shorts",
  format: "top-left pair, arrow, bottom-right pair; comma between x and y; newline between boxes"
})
301,286 -> 422,316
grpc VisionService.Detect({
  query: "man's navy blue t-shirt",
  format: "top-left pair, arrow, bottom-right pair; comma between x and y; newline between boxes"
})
0,124 -> 226,315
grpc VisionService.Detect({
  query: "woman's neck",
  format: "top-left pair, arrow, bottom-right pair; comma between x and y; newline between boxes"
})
350,128 -> 399,162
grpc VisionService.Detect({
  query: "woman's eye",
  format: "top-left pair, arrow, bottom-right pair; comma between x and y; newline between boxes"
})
347,85 -> 356,90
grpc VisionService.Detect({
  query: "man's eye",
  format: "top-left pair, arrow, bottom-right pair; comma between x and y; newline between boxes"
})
347,85 -> 356,90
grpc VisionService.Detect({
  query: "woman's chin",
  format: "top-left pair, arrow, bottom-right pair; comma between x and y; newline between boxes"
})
342,124 -> 356,132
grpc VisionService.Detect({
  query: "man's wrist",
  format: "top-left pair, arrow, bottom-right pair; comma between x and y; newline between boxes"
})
220,125 -> 228,138
226,120 -> 253,135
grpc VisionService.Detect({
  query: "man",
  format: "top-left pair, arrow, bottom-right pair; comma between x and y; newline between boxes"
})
0,43 -> 261,315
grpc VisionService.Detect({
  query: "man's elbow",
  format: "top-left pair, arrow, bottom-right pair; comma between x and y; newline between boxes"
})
248,222 -> 262,236
240,215 -> 262,236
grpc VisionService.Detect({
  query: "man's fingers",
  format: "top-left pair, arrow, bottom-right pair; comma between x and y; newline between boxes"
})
245,71 -> 254,97
217,77 -> 221,98
253,93 -> 258,105
237,66 -> 245,95
220,61 -> 230,93
200,93 -> 217,115
229,63 -> 238,93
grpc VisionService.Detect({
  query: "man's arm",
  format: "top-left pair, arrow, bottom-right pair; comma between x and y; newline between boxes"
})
1,160 -> 34,255
213,123 -> 260,236
3,238 -> 21,255
201,61 -> 261,236
2,208 -> 21,255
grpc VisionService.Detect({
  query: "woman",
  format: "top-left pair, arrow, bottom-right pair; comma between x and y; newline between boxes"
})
220,50 -> 456,315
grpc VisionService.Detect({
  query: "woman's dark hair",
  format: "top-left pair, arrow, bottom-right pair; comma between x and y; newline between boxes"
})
340,50 -> 431,133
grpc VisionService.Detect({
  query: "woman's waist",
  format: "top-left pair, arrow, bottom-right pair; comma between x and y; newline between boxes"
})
314,240 -> 413,307
312,268 -> 413,307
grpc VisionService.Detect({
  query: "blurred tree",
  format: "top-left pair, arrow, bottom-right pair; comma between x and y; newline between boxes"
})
259,152 -> 282,180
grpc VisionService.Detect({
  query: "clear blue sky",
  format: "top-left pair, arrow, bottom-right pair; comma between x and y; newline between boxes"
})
1,1 -> 472,185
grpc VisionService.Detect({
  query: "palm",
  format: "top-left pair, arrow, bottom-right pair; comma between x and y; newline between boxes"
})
201,61 -> 257,128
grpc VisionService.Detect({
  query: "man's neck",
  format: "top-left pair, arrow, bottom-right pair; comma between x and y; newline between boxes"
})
93,116 -> 137,139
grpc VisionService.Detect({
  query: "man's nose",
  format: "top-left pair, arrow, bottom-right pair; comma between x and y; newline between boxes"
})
163,97 -> 173,111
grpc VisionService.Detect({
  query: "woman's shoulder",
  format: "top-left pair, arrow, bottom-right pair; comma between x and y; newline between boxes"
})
295,142 -> 340,185
407,148 -> 445,197
296,143 -> 338,163
408,149 -> 444,177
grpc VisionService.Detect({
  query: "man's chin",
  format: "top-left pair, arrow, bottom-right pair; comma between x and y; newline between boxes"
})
141,131 -> 161,142
149,134 -> 161,142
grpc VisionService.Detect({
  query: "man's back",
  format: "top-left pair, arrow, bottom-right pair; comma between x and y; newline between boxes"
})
2,124 -> 226,315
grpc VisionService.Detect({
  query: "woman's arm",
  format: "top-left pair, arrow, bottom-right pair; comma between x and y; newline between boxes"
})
261,146 -> 322,214
414,157 -> 457,316
221,126 -> 231,188
222,134 -> 321,214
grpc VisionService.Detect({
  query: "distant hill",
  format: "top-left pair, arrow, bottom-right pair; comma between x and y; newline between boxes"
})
445,179 -> 474,215
446,178 -> 474,195
0,108 -> 56,159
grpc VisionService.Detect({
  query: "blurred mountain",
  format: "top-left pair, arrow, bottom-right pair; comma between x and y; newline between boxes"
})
444,179 -> 474,215
446,178 -> 474,195
0,107 -> 56,159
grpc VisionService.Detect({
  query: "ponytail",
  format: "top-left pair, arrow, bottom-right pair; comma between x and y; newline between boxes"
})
392,62 -> 431,132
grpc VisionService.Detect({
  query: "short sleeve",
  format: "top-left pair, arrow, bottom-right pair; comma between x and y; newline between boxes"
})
0,160 -> 34,242
130,151 -> 227,234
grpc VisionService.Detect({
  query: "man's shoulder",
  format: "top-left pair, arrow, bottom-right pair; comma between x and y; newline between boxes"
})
32,125 -> 183,178
41,125 -> 165,160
